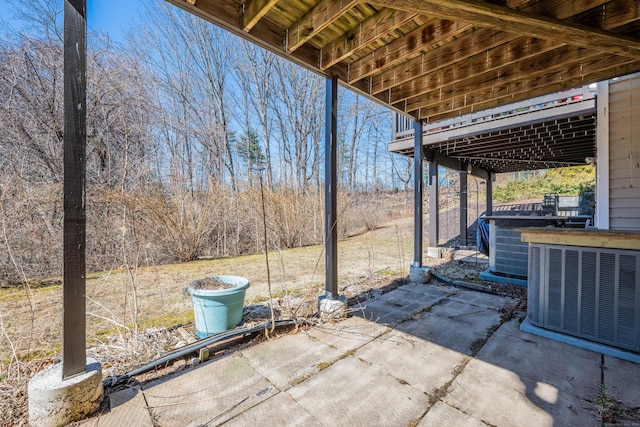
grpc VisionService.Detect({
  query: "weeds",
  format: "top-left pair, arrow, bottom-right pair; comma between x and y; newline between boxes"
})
591,383 -> 640,425
0,196 -> 415,425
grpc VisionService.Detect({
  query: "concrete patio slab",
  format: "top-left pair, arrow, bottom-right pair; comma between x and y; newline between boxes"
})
353,295 -> 425,326
355,329 -> 466,395
287,355 -> 429,426
304,316 -> 390,354
444,348 -> 599,426
107,387 -> 154,427
353,283 -> 452,326
397,299 -> 504,355
76,282 -> 638,427
142,353 -> 276,426
418,401 -> 486,427
223,392 -> 323,426
443,319 -> 599,427
446,287 -> 516,309
602,355 -> 640,409
72,386 -> 153,427
238,327 -> 346,390
396,282 -> 457,297
482,318 -> 602,399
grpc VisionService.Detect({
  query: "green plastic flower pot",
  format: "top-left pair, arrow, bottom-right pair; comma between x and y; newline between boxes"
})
187,275 -> 250,338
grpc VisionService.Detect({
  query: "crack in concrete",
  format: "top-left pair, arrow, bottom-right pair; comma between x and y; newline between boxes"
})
413,305 -> 511,425
140,388 -> 161,427
402,297 -> 450,324
412,355 -> 473,425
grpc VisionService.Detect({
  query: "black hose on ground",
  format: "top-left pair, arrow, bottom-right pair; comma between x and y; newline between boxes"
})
431,272 -> 498,295
103,319 -> 302,388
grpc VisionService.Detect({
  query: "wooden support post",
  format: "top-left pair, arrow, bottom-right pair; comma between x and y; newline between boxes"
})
459,168 -> 468,247
63,0 -> 87,379
413,120 -> 423,266
428,161 -> 439,250
325,75 -> 338,299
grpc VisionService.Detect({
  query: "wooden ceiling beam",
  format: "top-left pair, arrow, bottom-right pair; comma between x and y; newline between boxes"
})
405,47 -> 604,114
399,38 -> 570,110
371,0 -> 640,58
449,146 -> 595,164
287,0 -> 359,53
448,122 -> 596,144
358,0 -> 609,91
523,0 -> 610,23
463,156 -> 588,166
347,18 -> 471,83
442,128 -> 595,156
321,8 -> 416,70
416,57 -> 640,121
372,28 -> 524,97
454,144 -> 595,161
455,147 -> 594,161
166,0 -> 316,69
540,0 -> 639,30
243,0 -> 279,32
404,42 -> 609,115
389,0 -> 640,117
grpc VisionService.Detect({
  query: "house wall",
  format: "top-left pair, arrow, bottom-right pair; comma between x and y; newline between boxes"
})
600,75 -> 640,230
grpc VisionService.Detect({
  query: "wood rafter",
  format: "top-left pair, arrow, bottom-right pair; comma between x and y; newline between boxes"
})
287,0 -> 359,53
394,36 -> 564,107
347,19 -> 472,83
371,0 -> 640,58
349,0 -> 602,87
321,8 -> 416,69
369,28 -> 519,95
167,0 -> 640,138
416,57 -> 640,121
243,0 -> 279,32
443,123 -> 595,156
365,0 -> 639,116
401,8 -> 640,120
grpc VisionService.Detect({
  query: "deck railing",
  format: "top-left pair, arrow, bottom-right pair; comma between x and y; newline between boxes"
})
392,85 -> 596,141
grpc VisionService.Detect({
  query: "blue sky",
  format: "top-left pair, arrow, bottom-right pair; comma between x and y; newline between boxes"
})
0,0 -> 142,41
86,0 -> 142,41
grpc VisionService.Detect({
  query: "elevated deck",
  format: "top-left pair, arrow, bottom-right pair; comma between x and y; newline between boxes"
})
389,85 -> 597,173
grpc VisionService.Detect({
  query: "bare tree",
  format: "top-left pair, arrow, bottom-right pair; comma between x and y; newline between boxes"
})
135,0 -> 237,191
232,41 -> 276,188
390,154 -> 413,206
0,0 -> 158,279
272,58 -> 324,189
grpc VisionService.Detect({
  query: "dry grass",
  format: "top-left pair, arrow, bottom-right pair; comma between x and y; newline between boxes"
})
0,213 -> 420,424
0,195 -> 509,425
590,384 -> 640,425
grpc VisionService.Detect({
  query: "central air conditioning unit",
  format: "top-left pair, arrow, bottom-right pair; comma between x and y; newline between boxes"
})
527,244 -> 640,353
489,223 -> 529,278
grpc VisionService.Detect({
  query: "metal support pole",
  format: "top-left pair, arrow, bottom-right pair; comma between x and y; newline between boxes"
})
63,0 -> 87,379
428,161 -> 439,249
459,168 -> 468,247
325,75 -> 338,299
486,172 -> 493,215
413,120 -> 423,267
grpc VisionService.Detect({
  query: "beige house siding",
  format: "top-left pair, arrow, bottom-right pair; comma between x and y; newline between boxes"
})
608,76 -> 640,230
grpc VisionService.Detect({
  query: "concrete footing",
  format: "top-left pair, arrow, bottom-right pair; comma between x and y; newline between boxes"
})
409,265 -> 432,284
318,293 -> 347,320
520,318 -> 640,364
28,358 -> 103,427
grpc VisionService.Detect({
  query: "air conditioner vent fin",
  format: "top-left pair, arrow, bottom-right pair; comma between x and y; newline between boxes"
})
528,244 -> 640,353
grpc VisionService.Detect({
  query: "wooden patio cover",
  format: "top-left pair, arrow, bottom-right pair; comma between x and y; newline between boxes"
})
166,0 -> 640,125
